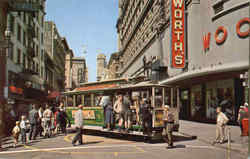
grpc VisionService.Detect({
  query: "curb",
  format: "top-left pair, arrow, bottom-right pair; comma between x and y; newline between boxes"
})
179,131 -> 248,154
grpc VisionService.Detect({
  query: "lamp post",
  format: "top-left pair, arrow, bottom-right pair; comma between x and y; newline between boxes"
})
0,26 -> 12,150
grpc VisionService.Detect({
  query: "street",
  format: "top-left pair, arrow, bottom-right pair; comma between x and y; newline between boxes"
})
0,120 -> 248,159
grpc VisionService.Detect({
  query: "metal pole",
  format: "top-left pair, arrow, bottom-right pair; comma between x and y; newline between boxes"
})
0,2 -> 9,150
227,127 -> 231,159
248,2 -> 250,156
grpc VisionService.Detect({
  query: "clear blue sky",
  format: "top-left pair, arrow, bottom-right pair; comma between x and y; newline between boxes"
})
45,0 -> 119,82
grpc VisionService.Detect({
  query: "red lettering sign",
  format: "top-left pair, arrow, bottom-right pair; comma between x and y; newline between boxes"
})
202,18 -> 249,50
215,26 -> 228,45
203,33 -> 211,52
171,0 -> 185,68
236,17 -> 250,38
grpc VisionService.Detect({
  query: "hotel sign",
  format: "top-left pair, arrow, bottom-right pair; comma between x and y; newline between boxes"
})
9,2 -> 40,12
171,0 -> 185,68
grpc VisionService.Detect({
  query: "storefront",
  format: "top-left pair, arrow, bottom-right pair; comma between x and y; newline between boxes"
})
163,70 -> 246,124
159,0 -> 249,124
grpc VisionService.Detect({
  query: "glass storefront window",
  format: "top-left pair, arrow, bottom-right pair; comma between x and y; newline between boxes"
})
191,85 -> 202,118
206,79 -> 235,121
173,88 -> 178,108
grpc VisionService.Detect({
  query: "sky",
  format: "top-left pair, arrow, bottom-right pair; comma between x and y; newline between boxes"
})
45,0 -> 119,82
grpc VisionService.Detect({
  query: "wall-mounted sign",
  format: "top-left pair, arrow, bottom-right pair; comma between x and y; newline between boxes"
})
10,2 -> 40,12
171,0 -> 185,68
203,17 -> 250,50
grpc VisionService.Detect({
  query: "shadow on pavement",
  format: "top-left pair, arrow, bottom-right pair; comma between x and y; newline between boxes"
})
174,144 -> 186,149
84,141 -> 104,145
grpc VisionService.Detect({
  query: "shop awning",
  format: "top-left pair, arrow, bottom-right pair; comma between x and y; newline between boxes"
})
47,91 -> 61,99
160,62 -> 248,85
9,86 -> 23,95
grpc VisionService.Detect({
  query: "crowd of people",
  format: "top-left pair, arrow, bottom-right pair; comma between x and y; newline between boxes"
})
9,95 -> 249,149
100,94 -> 153,135
11,102 -> 70,147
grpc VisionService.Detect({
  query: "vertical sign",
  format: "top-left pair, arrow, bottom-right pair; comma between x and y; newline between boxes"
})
171,0 -> 185,68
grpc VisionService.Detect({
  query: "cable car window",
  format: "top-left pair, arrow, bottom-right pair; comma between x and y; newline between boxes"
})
155,88 -> 163,107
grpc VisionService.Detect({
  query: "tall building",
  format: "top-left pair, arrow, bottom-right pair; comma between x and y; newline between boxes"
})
96,53 -> 107,81
71,57 -> 88,87
107,52 -> 120,79
116,0 -> 169,80
44,21 -> 67,93
116,0 -> 249,123
0,0 -> 47,136
64,48 -> 74,91
97,53 -> 119,81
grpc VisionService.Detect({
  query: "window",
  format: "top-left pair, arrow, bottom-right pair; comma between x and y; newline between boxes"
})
36,63 -> 39,73
23,31 -> 26,46
41,33 -> 44,45
17,25 -> 21,42
36,45 -> 38,57
32,61 -> 35,71
78,68 -> 84,83
41,49 -> 44,61
23,54 -> 26,68
41,66 -> 44,78
17,49 -> 21,64
84,94 -> 91,106
10,15 -> 15,32
8,45 -> 14,61
24,13 -> 26,24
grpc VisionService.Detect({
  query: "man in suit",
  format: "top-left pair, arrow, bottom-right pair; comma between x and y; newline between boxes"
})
162,105 -> 175,149
29,104 -> 39,140
72,105 -> 84,146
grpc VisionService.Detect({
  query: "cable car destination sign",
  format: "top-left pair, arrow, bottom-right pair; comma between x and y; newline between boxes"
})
171,0 -> 185,68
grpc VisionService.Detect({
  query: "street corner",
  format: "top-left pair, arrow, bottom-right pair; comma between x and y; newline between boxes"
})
64,133 -> 137,146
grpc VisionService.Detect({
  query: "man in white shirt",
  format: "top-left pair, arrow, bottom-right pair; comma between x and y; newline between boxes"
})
213,107 -> 229,144
43,105 -> 53,138
72,105 -> 84,146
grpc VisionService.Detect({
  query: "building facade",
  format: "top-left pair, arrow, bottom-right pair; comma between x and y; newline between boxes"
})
96,53 -> 107,81
117,0 -> 249,123
64,48 -> 74,91
44,21 -> 67,93
71,57 -> 88,87
0,0 -> 47,136
97,53 -> 119,81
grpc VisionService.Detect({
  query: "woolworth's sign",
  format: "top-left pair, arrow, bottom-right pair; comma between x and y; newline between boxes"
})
171,0 -> 185,68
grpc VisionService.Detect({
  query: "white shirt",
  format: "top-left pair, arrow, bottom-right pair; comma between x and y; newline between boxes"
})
217,112 -> 229,126
20,120 -> 26,129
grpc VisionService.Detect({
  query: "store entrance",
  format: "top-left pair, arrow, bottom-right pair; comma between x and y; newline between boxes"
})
180,89 -> 190,120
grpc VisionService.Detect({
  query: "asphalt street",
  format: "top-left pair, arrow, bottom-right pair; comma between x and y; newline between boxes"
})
0,132 -> 247,159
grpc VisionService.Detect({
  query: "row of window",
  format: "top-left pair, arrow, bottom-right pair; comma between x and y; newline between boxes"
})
10,12 -> 44,48
120,2 -> 160,69
120,0 -> 148,42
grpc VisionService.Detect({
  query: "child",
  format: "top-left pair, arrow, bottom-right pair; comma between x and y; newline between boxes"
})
12,121 -> 20,148
20,115 -> 27,145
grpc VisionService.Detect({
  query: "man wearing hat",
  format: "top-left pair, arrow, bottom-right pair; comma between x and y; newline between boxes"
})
238,104 -> 249,136
162,105 -> 175,149
72,105 -> 84,146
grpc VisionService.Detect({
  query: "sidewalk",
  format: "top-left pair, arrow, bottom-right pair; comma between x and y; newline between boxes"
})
178,120 -> 248,154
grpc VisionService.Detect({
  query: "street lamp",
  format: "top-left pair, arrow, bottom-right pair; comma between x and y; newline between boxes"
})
0,27 -> 12,151
4,28 -> 12,57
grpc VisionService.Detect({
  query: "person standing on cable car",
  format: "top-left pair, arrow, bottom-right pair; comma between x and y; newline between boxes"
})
101,96 -> 114,131
123,94 -> 132,133
114,95 -> 124,132
139,98 -> 152,135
